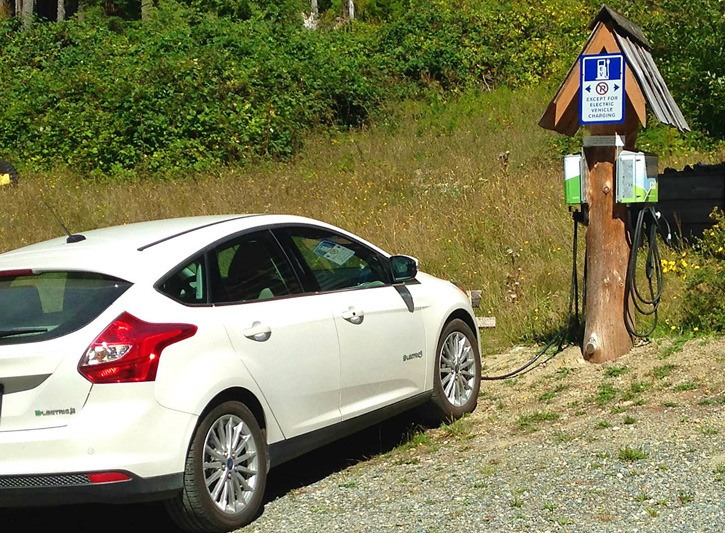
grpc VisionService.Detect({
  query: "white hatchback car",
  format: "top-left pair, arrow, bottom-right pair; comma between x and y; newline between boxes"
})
0,214 -> 481,532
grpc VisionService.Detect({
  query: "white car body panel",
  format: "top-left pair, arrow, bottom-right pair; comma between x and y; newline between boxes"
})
1,383 -> 196,478
326,285 -> 428,420
213,296 -> 342,439
0,213 -> 480,524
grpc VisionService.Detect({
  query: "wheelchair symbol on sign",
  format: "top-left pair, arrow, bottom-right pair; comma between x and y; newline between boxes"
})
595,82 -> 608,95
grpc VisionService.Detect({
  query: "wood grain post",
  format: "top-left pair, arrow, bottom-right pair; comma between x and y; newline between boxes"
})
582,121 -> 638,362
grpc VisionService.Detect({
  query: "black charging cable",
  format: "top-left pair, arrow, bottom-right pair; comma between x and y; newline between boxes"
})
624,205 -> 671,338
482,212 -> 584,380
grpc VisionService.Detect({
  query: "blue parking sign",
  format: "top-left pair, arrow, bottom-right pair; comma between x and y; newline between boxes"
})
580,53 -> 625,125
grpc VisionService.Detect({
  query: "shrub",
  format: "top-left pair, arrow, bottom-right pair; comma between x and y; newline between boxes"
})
681,208 -> 725,332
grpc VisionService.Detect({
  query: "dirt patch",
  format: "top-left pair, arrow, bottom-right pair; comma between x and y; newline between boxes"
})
465,335 -> 724,441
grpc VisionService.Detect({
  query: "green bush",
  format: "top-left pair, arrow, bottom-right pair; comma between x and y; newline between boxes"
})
681,208 -> 725,333
0,2 -> 387,176
0,0 -> 721,177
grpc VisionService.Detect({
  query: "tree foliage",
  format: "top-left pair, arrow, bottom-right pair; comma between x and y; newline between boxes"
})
0,0 -> 721,178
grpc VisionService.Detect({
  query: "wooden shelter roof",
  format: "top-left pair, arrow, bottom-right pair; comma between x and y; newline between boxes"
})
539,5 -> 690,136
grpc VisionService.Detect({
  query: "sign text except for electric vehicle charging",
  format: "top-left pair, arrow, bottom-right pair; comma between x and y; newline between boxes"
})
580,53 -> 625,125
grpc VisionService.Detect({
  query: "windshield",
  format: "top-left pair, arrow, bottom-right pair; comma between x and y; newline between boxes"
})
0,271 -> 131,345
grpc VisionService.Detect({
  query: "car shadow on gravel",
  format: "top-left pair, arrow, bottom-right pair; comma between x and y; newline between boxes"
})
262,410 -> 429,503
0,411 -> 431,532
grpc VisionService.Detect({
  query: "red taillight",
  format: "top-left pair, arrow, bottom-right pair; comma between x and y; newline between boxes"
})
78,312 -> 197,384
0,269 -> 33,278
88,472 -> 131,484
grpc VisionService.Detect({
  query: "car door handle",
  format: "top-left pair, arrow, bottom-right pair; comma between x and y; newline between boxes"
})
243,321 -> 272,342
341,306 -> 364,325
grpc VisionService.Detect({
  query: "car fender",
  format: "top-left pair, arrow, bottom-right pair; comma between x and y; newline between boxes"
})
408,273 -> 479,391
153,336 -> 284,444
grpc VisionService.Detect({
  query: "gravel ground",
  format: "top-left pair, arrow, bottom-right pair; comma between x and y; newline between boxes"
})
2,337 -> 721,532
241,336 -> 724,533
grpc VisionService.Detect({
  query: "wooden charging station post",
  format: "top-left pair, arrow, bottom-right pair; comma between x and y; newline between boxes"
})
539,5 -> 689,363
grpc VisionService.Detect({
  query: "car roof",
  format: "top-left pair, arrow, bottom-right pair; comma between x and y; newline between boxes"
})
0,214 -> 386,283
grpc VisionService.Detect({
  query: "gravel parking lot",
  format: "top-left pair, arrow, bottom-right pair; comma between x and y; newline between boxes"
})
242,337 -> 725,532
2,337 -> 722,532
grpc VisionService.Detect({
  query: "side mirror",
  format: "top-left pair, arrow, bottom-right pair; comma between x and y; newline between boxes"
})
390,255 -> 418,283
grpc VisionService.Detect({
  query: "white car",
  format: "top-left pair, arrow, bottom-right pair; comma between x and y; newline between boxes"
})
0,214 -> 481,532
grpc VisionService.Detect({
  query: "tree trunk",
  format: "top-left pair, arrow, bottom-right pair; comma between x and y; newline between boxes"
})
582,121 -> 639,363
342,0 -> 354,20
57,0 -> 65,21
304,0 -> 318,29
141,0 -> 154,21
19,0 -> 34,26
0,1 -> 11,19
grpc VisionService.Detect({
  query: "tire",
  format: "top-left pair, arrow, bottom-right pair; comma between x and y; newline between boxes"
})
424,318 -> 481,422
165,401 -> 268,532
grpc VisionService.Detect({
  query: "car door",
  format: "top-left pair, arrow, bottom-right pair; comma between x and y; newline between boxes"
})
278,226 -> 428,421
205,231 -> 342,439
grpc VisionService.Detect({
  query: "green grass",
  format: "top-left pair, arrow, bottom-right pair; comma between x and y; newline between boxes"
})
674,381 -> 699,392
652,364 -> 677,380
604,365 -> 630,377
0,85 -> 720,353
516,411 -> 560,433
595,383 -> 619,406
618,446 -> 649,462
658,336 -> 691,359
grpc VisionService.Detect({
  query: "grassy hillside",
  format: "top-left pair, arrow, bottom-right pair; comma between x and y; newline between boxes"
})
0,85 -> 722,352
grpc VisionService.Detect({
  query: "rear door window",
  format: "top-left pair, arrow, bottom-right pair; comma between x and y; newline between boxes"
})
212,231 -> 302,304
0,271 -> 131,344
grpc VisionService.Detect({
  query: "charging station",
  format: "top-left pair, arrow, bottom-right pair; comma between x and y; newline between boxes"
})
563,153 -> 587,205
539,5 -> 690,363
616,150 -> 658,204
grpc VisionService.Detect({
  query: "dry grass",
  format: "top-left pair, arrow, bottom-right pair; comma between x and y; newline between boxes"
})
0,86 -> 719,352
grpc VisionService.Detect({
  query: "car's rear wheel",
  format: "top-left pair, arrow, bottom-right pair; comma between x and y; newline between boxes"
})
424,318 -> 481,422
165,401 -> 267,532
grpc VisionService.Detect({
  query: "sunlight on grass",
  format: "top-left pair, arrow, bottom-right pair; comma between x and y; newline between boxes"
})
0,86 -> 715,352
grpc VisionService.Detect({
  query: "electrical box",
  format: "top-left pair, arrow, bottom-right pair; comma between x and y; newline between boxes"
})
563,153 -> 587,204
616,150 -> 658,203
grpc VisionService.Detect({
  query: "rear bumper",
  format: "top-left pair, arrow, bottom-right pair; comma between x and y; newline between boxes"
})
0,471 -> 182,507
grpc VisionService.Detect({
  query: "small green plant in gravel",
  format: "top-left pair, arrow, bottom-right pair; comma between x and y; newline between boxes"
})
674,380 -> 699,391
698,396 -> 725,405
663,400 -> 678,407
440,415 -> 475,440
538,384 -> 567,402
629,381 -> 651,394
618,446 -> 649,462
396,430 -> 433,453
652,364 -> 677,380
604,365 -> 630,377
623,415 -> 636,425
478,462 -> 499,477
515,411 -> 560,433
595,383 -> 619,406
596,420 -> 612,429
715,464 -> 725,482
677,491 -> 694,504
510,489 -> 525,508
658,336 -> 690,359
635,493 -> 651,502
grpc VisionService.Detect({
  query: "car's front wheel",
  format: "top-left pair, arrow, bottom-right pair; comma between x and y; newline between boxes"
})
424,318 -> 481,422
165,401 -> 267,532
